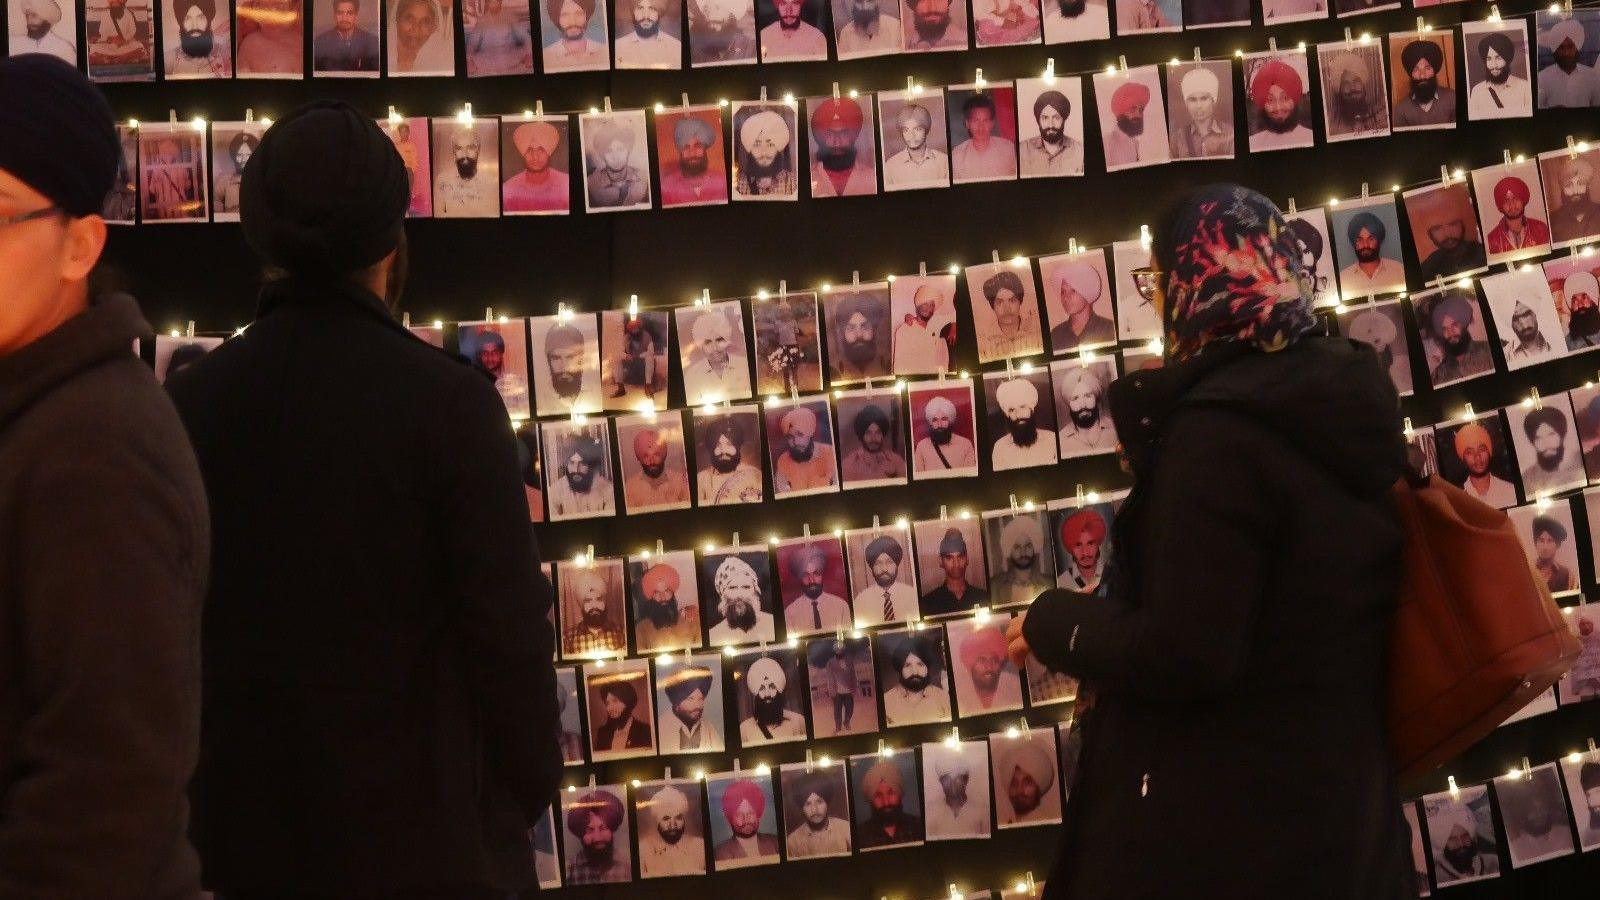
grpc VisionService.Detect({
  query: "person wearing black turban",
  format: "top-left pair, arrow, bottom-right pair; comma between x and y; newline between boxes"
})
165,97 -> 563,897
164,0 -> 229,77
1467,29 -> 1530,117
1394,38 -> 1458,128
696,413 -> 763,504
0,53 -> 209,899
881,632 -> 950,725
841,401 -> 907,485
550,430 -> 615,517
1337,208 -> 1407,296
831,288 -> 891,380
853,531 -> 917,625
564,789 -> 632,884
593,676 -> 653,751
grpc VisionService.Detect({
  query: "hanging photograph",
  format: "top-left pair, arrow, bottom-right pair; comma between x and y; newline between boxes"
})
1243,50 -> 1315,153
462,0 -> 535,74
1042,0 -> 1104,42
990,727 -> 1062,828
701,545 -> 778,646
732,647 -> 810,747
878,89 -> 951,191
835,387 -> 909,490
430,116 -> 502,218
1338,300 -> 1414,395
1389,30 -> 1458,131
972,0 -> 1038,47
541,417 -> 617,520
1479,268 -> 1564,371
541,0 -> 609,70
874,627 -> 952,727
1333,0 -> 1397,18
10,0 -> 79,62
1049,493 -> 1122,595
779,762 -> 854,859
501,116 -> 572,216
584,656 -> 656,760
1317,41 -> 1391,142
730,101 -> 800,201
634,779 -> 709,878
1093,66 -> 1171,171
1402,180 -> 1488,284
946,613 -> 1024,716
844,522 -> 920,625
1112,0 -> 1177,34
1015,76 -> 1086,178
138,122 -> 209,223
982,369 -> 1058,472
1534,10 -> 1600,110
88,0 -> 157,81
161,0 -> 233,77
1505,394 -> 1586,498
1421,785 -> 1500,887
946,83 -> 1019,183
311,0 -> 381,74
1435,412 -> 1521,509
1262,0 -> 1324,24
687,0 -> 757,65
824,282 -> 894,383
459,317 -> 529,416
1491,764 -> 1575,868
1039,249 -> 1115,352
515,420 -> 545,518
1559,748 -> 1600,851
627,549 -> 702,652
849,751 -> 924,850
560,785 -> 633,884
555,666 -> 584,765
600,308 -> 670,410
805,635 -> 879,737
1545,254 -> 1600,353
208,121 -> 264,223
529,312 -> 602,417
775,535 -> 853,635
1413,285 -> 1496,390
655,105 -> 730,208
983,508 -> 1055,607
1537,146 -> 1600,249
912,514 -> 988,616
613,0 -> 682,68
1462,19 -> 1533,119
154,334 -> 224,382
831,0 -> 900,57
1328,195 -> 1407,300
691,404 -> 765,506
655,653 -> 726,753
379,116 -> 433,217
1050,357 -> 1118,459
765,397 -> 840,499
921,739 -> 991,840
1283,207 -> 1340,307
1472,160 -> 1551,264
579,109 -> 653,213
756,0 -> 827,60
752,291 -> 824,394
387,0 -> 456,75
906,379 -> 980,481
1181,0 -> 1244,29
806,94 -> 880,197
103,124 -> 139,224
1110,237 -> 1161,340
900,0 -> 966,51
559,556 -> 627,657
966,258 -> 1045,363
675,299 -> 754,404
706,770 -> 782,868
1165,61 -> 1235,161
1505,500 -> 1581,597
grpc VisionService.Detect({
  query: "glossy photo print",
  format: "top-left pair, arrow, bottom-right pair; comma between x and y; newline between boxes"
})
906,380 -> 979,481
1166,61 -> 1235,160
1015,76 -> 1086,178
600,309 -> 671,410
560,785 -> 633,884
806,94 -> 879,198
1462,18 -> 1533,119
1472,159 -> 1552,265
541,0 -> 610,71
580,110 -> 654,213
634,779 -> 709,878
501,116 -> 572,216
311,0 -> 382,75
161,0 -> 234,77
753,291 -> 825,394
615,411 -> 692,514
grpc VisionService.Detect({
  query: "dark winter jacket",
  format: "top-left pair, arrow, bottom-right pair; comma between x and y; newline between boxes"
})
1023,336 -> 1414,900
166,279 -> 562,897
0,295 -> 207,899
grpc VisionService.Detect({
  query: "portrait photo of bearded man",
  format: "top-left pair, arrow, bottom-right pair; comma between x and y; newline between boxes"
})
847,527 -> 919,625
1041,0 -> 1103,42
730,103 -> 799,199
766,399 -> 839,498
163,0 -> 233,77
777,537 -> 852,635
431,117 -> 500,217
735,651 -> 808,745
849,752 -> 924,850
838,393 -> 908,488
501,117 -> 570,214
831,0 -> 901,58
687,0 -> 756,64
825,284 -> 894,382
1508,399 -> 1587,497
702,549 -> 777,645
560,558 -> 627,657
947,615 -> 1023,715
1391,34 -> 1458,130
541,0 -> 608,70
1541,151 -> 1600,247
876,629 -> 952,727
1318,44 -> 1391,141
1341,300 -> 1415,395
1017,80 -> 1085,177
1094,66 -> 1170,169
984,371 -> 1058,471
757,0 -> 826,60
1244,53 -> 1314,152
1051,359 -> 1117,459
530,313 -> 601,415
1331,200 -> 1408,298
656,108 -> 729,207
1535,12 -> 1600,109
693,407 -> 764,505
709,774 -> 781,869
921,739 -> 991,841
985,510 -> 1055,606
676,300 -> 754,403
10,0 -> 77,61
616,415 -> 691,514
1561,269 -> 1600,351
584,660 -> 656,760
1425,788 -> 1500,887
1478,267 -> 1563,372
1464,21 -> 1531,119
900,0 -> 965,50
636,781 -> 708,878
580,110 -> 652,211
991,728 -> 1062,827
1403,180 -> 1488,285
1418,286 -> 1495,388
561,786 -> 632,884
655,656 -> 726,753
909,386 -> 978,480
541,420 -> 616,520
628,551 -> 702,652
807,95 -> 879,196
613,0 -> 682,68
780,765 -> 853,859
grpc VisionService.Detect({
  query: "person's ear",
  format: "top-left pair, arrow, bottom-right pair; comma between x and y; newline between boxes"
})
60,214 -> 108,283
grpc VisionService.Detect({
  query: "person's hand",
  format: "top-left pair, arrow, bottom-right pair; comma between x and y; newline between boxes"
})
1005,610 -> 1030,669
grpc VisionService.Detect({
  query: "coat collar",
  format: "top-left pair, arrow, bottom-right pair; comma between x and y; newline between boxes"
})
0,293 -> 151,431
1107,341 -> 1252,474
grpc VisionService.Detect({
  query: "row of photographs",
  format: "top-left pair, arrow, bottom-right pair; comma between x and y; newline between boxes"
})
14,0 -> 1576,81
97,33 -> 1600,221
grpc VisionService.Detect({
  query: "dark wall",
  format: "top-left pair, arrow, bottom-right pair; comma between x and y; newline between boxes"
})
64,0 -> 1600,896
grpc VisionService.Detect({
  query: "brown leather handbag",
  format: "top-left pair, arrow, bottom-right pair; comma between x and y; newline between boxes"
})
1387,473 -> 1582,782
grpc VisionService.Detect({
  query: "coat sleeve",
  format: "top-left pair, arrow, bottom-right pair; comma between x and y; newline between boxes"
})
441,377 -> 563,821
1022,409 -> 1276,701
0,449 -> 204,898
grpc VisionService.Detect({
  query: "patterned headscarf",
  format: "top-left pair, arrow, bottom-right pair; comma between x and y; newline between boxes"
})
1157,184 -> 1317,365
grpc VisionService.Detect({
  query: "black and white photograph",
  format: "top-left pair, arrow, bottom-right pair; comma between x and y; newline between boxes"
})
580,109 -> 654,213
1578,387 -> 1600,479
692,405 -> 765,506
849,751 -> 924,850
874,627 -> 952,727
913,515 -> 989,617
1472,160 -> 1553,265
1535,10 -> 1600,110
1262,0 -> 1322,23
1389,31 -> 1458,132
555,666 -> 584,765
920,739 -> 991,840
946,83 -> 1020,183
532,805 -> 562,889
1317,42 -> 1392,143
757,0 -> 827,60
890,274 -> 957,375
1243,51 -> 1315,153
501,116 -> 571,215
611,409 -> 688,515
765,398 -> 840,499
730,101 -> 799,201
947,614 -> 1024,716
1403,180 -> 1488,284
430,117 -> 501,218
600,309 -> 670,411
634,779 -> 709,878
900,0 -> 965,51
584,656 -> 656,761
311,0 -> 381,75
530,312 -> 602,417
627,549 -> 702,652
1401,802 -> 1429,898
877,90 -> 951,192
779,762 -> 854,859
561,785 -> 633,885
1482,268 -> 1565,371
1559,748 -> 1600,851
778,537 -> 853,637
138,122 -> 208,223
462,0 -> 534,75
1493,764 -> 1576,867
1092,66 -> 1171,172
981,370 -> 1058,471
613,0 -> 682,68
845,523 -> 919,626
10,0 -> 79,62
161,0 -> 233,77
1506,500 -> 1581,597
387,0 -> 455,74
1165,61 -> 1235,161
966,259 -> 1045,363
676,300 -> 754,403
701,545 -> 778,646
1339,300 -> 1415,396
103,124 -> 139,225
1422,786 -> 1500,887
1039,249 -> 1115,352
88,0 -> 157,81
1329,195 -> 1408,299
1040,0 -> 1104,41
734,647 -> 809,747
752,291 -> 824,394
1537,147 -> 1600,250
459,318 -> 529,417
971,0 -> 1037,46
686,0 -> 757,65
807,94 -> 880,198
907,380 -> 980,481
1051,358 -> 1118,459
655,653 -> 727,753
835,388 -> 908,490
806,635 -> 879,737
1049,495 -> 1120,595
541,0 -> 609,71
983,508 -> 1055,607
1014,76 -> 1086,178
1114,0 -> 1177,33
1405,424 -> 1439,479
706,771 -> 782,870
655,106 -> 728,208
831,0 -> 900,58
153,335 -> 223,383
1111,237 -> 1162,340
1557,604 -> 1599,703
560,557 -> 627,658
824,283 -> 894,383
990,727 -> 1062,827
208,121 -> 262,222
1024,650 -> 1077,705
541,418 -> 617,521
1506,394 -> 1583,502
1414,285 -> 1496,390
1436,412 -> 1521,510
1463,18 -> 1533,120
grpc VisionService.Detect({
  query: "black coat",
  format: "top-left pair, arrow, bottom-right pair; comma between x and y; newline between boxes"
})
167,279 -> 562,897
0,296 -> 207,899
1023,337 -> 1414,900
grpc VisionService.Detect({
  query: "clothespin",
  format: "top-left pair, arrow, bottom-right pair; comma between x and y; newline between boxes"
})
1005,357 -> 1015,375
664,765 -> 673,781
185,320 -> 196,338
975,67 -> 986,87
1360,182 -> 1370,199
655,538 -> 665,555
939,504 -> 949,520
947,725 -> 961,746
1440,164 -> 1451,185
871,514 -> 881,533
778,279 -> 788,299
991,249 -> 1002,265
733,758 -> 742,773
1009,493 -> 1020,512
1043,58 -> 1055,81
805,748 -> 815,772
877,739 -> 890,757
831,82 -> 841,100
1416,15 -> 1426,33
1589,737 -> 1597,753
1015,714 -> 1030,737
1462,402 -> 1476,421
535,100 -> 544,117
949,885 -> 963,900
1569,135 -> 1581,159
1343,27 -> 1353,47
587,773 -> 597,788
1488,4 -> 1501,22
1117,54 -> 1128,72
245,108 -> 255,123
852,270 -> 861,287
759,85 -> 768,102
387,105 -> 399,123
401,311 -> 411,328
1068,237 -> 1080,255
627,295 -> 638,321
1521,756 -> 1533,779
1503,149 -> 1513,166
168,109 -> 177,125
1075,484 -> 1086,507
1268,36 -> 1277,52
1139,224 -> 1152,247
1192,47 -> 1202,63
1022,872 -> 1038,897
485,306 -> 495,321
1530,388 -> 1544,409
602,97 -> 612,113
906,75 -> 915,94
700,288 -> 711,307
732,531 -> 741,547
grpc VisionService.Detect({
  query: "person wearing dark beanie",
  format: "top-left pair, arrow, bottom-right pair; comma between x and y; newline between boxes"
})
0,53 -> 208,899
164,99 -> 562,899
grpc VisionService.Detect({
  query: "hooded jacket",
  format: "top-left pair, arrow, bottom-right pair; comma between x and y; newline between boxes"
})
1023,336 -> 1413,900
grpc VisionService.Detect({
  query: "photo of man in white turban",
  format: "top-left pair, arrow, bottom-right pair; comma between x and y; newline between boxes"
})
732,103 -> 798,199
738,652 -> 808,744
10,0 -> 77,61
987,372 -> 1058,470
992,729 -> 1062,827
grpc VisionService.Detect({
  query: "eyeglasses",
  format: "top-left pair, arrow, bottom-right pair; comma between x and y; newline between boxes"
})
1130,266 -> 1162,303
0,206 -> 63,228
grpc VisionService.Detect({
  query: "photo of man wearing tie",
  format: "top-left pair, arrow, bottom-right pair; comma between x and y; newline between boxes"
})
845,526 -> 921,627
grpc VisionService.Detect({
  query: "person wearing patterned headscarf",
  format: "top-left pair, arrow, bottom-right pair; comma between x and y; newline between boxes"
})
708,554 -> 776,643
738,656 -> 807,742
1007,184 -> 1410,899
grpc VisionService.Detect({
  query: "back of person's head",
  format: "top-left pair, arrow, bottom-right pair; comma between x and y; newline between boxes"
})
240,100 -> 410,303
